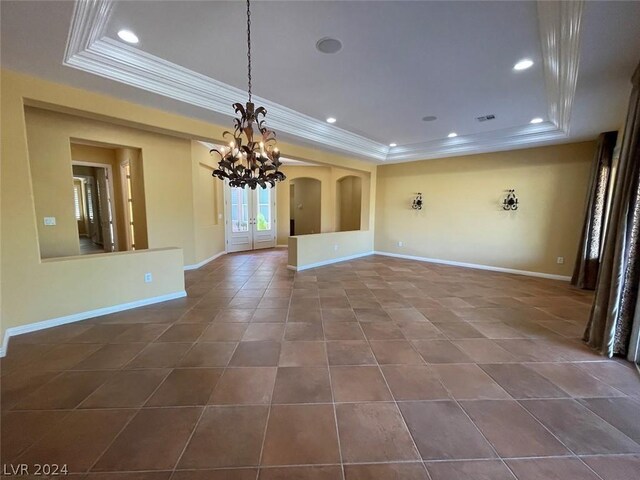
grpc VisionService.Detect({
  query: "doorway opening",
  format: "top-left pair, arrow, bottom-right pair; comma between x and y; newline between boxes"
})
289,177 -> 321,235
72,163 -> 117,254
225,183 -> 276,252
70,142 -> 147,255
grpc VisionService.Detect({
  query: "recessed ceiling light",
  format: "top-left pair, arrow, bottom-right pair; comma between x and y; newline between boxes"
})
316,37 -> 343,54
513,59 -> 534,71
530,117 -> 544,124
326,117 -> 337,124
447,132 -> 458,138
422,116 -> 437,122
389,143 -> 397,147
117,29 -> 139,44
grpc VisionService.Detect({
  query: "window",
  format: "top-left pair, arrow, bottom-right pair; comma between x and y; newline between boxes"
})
231,187 -> 249,232
86,183 -> 94,222
257,187 -> 271,231
73,184 -> 82,220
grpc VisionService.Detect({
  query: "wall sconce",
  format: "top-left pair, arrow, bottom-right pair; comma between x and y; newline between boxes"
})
412,193 -> 423,210
502,189 -> 518,210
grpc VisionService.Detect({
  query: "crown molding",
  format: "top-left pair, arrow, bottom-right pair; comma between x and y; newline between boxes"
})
537,0 -> 584,133
64,0 -> 113,59
386,121 -> 565,162
63,0 -> 584,163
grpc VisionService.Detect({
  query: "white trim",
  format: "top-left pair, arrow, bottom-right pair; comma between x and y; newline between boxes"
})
288,251 -> 374,272
0,290 -> 186,358
537,0 -> 584,134
276,244 -> 288,248
372,251 -> 571,281
62,0 -> 584,163
385,122 -> 566,163
183,251 -> 226,271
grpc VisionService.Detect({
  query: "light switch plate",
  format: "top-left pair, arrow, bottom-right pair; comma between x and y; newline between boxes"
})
43,217 -> 56,226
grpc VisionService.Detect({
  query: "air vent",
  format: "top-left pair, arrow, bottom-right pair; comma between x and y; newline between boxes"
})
476,114 -> 496,122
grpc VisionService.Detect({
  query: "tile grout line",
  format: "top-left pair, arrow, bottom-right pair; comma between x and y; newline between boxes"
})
168,303 -> 244,477
513,398 -> 616,480
92,255 -> 259,476
253,265 -> 284,479
86,295 -> 214,474
321,312 -> 347,480
385,322 -> 519,479
353,303 -> 433,479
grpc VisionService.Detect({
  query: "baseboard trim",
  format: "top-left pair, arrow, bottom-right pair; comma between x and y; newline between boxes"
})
0,290 -> 187,358
184,251 -> 226,271
276,244 -> 288,248
372,251 -> 571,281
288,251 -> 374,272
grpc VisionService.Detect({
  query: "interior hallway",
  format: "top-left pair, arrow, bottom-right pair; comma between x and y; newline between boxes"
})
2,249 -> 639,479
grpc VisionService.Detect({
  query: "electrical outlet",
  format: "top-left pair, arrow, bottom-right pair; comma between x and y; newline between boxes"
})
144,273 -> 153,283
43,217 -> 56,226
334,244 -> 339,252
397,241 -> 403,247
557,257 -> 564,264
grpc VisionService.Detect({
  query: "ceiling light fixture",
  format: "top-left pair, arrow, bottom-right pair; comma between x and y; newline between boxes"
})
117,29 -> 139,44
530,117 -> 544,124
447,132 -> 458,138
316,37 -> 343,54
513,59 -> 534,71
389,143 -> 397,147
211,0 -> 284,189
326,117 -> 337,124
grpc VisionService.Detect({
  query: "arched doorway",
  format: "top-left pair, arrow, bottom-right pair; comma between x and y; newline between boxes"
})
290,177 -> 321,235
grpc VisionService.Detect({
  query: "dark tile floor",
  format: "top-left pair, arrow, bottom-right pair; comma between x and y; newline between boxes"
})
2,249 -> 640,480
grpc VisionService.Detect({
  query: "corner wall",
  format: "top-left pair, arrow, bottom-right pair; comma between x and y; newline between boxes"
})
374,141 -> 596,277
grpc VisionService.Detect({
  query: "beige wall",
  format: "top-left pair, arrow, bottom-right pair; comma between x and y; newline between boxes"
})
375,141 -> 596,276
191,141 -> 225,262
290,177 -> 322,235
337,175 -> 362,231
288,231 -> 374,269
1,69 -> 373,346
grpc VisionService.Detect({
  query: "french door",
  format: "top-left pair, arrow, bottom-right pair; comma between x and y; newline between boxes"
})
225,183 -> 276,252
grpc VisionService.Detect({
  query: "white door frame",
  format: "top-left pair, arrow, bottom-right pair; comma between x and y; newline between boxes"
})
72,161 -> 118,251
119,160 -> 135,250
224,181 -> 276,253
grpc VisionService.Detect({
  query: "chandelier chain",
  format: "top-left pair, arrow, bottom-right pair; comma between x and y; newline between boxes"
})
211,0 -> 285,189
246,0 -> 252,102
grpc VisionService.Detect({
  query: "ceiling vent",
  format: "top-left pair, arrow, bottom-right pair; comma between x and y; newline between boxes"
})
476,114 -> 496,122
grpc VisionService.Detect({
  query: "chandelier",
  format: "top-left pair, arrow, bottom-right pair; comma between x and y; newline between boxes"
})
211,0 -> 285,189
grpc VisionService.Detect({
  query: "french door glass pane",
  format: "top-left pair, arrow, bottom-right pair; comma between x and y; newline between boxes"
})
231,187 -> 249,232
257,186 -> 271,231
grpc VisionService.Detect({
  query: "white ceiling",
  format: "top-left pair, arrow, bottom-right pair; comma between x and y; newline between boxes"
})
2,1 -> 639,163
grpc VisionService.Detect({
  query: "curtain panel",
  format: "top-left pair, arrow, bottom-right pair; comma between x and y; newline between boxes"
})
571,131 -> 618,290
584,60 -> 640,360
